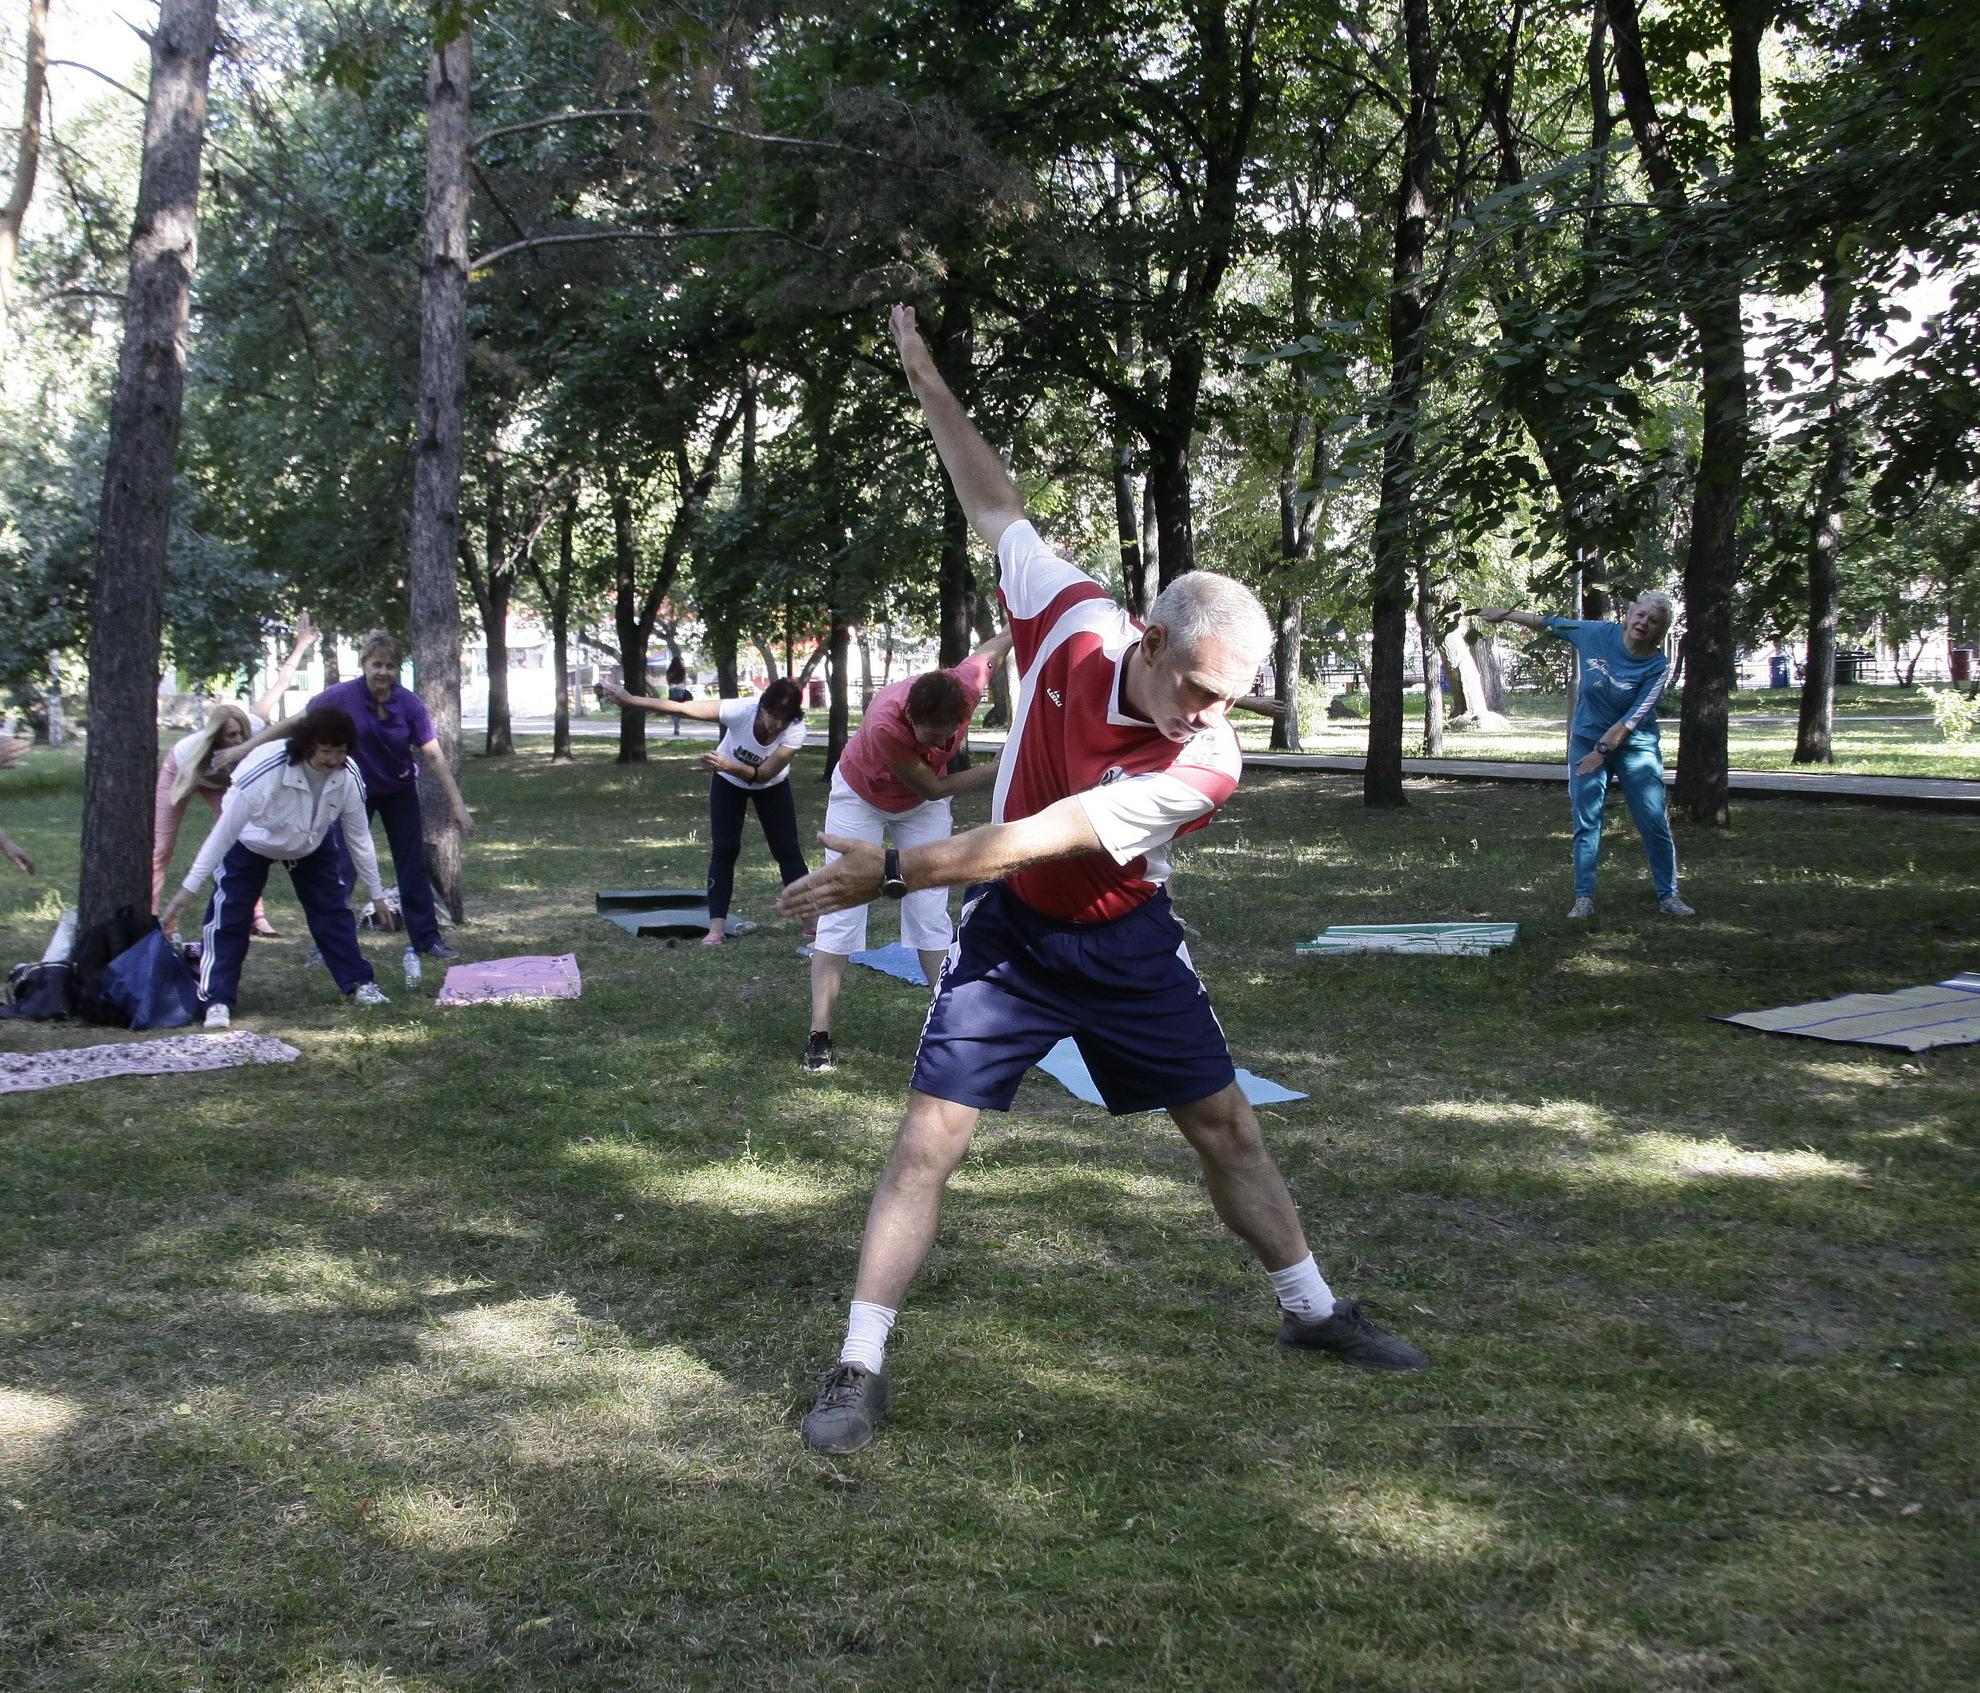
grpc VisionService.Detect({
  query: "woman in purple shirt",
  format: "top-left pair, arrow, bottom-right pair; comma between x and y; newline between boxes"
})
309,630 -> 477,959
223,628 -> 477,959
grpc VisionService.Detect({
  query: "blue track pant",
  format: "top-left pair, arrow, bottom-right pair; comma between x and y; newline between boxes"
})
199,836 -> 376,1007
329,784 -> 443,952
1569,733 -> 1679,901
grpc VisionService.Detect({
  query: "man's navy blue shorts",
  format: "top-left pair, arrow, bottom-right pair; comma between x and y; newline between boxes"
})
910,881 -> 1237,1116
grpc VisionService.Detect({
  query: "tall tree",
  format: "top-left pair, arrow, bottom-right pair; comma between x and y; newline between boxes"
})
0,0 -> 48,348
1364,0 -> 1437,809
77,0 -> 219,935
1608,0 -> 1773,825
1792,257 -> 1853,763
409,20 -> 471,921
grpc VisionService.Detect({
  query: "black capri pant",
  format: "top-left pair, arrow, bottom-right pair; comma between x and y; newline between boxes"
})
706,773 -> 809,919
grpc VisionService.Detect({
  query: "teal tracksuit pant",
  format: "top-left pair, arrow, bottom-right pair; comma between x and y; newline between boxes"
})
1569,732 -> 1678,900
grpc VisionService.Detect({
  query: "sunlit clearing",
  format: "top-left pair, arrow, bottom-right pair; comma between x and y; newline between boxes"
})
233,1244 -> 404,1314
1589,1132 -> 1866,1186
1408,1097 -> 1616,1139
0,1388 -> 83,1469
1297,1483 -> 1510,1563
561,1138 -> 840,1213
281,1663 -> 425,1692
1557,952 -> 1638,977
373,1483 -> 517,1552
422,1294 -> 604,1363
675,1161 -> 837,1214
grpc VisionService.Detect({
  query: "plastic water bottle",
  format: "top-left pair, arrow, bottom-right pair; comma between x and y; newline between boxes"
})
403,946 -> 422,990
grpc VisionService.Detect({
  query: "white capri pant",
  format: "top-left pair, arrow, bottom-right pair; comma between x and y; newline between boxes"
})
812,766 -> 958,956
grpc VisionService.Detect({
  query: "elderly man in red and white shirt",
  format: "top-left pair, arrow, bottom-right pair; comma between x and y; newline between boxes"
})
778,307 -> 1427,1456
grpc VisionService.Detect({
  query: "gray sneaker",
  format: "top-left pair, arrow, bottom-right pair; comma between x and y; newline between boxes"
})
801,1362 -> 889,1453
1278,1299 -> 1429,1371
1567,896 -> 1596,920
349,982 -> 390,1008
1658,895 -> 1696,917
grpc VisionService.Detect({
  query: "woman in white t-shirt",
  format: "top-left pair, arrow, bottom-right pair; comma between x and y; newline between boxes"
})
599,675 -> 811,944
150,615 -> 318,935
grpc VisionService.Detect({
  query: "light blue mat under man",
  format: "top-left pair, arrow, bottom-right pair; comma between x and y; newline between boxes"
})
1540,608 -> 1690,919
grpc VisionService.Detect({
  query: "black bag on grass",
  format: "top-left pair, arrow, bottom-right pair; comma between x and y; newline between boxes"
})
0,959 -> 75,1019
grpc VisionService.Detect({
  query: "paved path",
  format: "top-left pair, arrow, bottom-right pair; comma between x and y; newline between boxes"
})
1238,752 -> 1980,812
470,716 -> 1976,812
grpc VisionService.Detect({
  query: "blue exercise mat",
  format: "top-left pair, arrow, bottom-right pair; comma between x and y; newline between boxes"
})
1036,1039 -> 1307,1112
796,940 -> 928,984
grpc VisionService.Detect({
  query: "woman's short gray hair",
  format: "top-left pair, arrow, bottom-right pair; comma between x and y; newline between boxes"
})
1147,571 -> 1272,672
358,628 -> 402,666
1633,591 -> 1675,624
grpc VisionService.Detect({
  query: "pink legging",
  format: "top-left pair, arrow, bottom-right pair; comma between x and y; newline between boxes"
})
153,753 -> 268,926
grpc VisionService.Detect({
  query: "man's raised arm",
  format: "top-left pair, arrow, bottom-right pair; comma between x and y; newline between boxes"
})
891,305 -> 1027,548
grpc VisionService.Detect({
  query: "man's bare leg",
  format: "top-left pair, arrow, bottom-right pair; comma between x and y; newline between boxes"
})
851,1088 -> 982,1309
803,1088 -> 982,1453
1168,1081 -> 1309,1270
1171,1080 -> 1427,1371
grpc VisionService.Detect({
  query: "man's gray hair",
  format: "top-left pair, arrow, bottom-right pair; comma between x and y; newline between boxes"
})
1147,570 -> 1273,670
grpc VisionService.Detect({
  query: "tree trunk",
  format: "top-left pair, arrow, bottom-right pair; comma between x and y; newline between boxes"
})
1441,631 -> 1473,718
528,487 -> 577,763
1609,0 -> 1770,826
857,630 -> 872,711
1113,439 -> 1149,615
77,0 -> 217,937
1415,563 -> 1446,756
1469,631 -> 1508,714
320,631 -> 341,686
1794,263 -> 1852,764
1365,0 -> 1436,810
407,24 -> 470,924
609,466 -> 648,764
1148,429 -> 1196,589
1271,596 -> 1303,751
479,446 -> 513,755
1270,410 -> 1321,752
0,0 -> 49,348
825,605 -> 850,775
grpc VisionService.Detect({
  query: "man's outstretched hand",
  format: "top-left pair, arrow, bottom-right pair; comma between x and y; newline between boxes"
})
778,834 -> 886,921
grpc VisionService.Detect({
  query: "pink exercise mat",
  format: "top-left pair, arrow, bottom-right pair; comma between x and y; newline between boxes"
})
436,954 -> 583,1005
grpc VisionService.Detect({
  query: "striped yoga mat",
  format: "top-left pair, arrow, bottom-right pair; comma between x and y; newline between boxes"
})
1295,922 -> 1518,957
1716,973 -> 1980,1053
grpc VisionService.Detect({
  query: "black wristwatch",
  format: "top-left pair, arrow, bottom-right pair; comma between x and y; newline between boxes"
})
880,847 -> 908,900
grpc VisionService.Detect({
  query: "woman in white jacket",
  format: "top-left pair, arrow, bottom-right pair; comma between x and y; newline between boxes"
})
160,705 -> 396,1028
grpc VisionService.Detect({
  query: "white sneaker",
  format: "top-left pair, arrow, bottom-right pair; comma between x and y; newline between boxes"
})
1568,896 -> 1596,920
1658,895 -> 1696,917
349,982 -> 390,1007
203,1002 -> 231,1030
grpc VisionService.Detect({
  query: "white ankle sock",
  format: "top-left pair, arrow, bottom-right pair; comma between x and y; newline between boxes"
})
838,1300 -> 897,1373
1268,1254 -> 1335,1321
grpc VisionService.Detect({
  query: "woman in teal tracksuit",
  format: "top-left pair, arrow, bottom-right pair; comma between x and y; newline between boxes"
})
1479,595 -> 1694,920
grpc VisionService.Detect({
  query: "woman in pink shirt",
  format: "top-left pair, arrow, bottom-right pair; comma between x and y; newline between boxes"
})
802,631 -> 1010,1073
151,615 -> 318,936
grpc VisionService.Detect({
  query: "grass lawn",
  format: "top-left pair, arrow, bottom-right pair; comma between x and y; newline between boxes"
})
2,738 -> 1976,1692
1245,685 -> 1980,781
